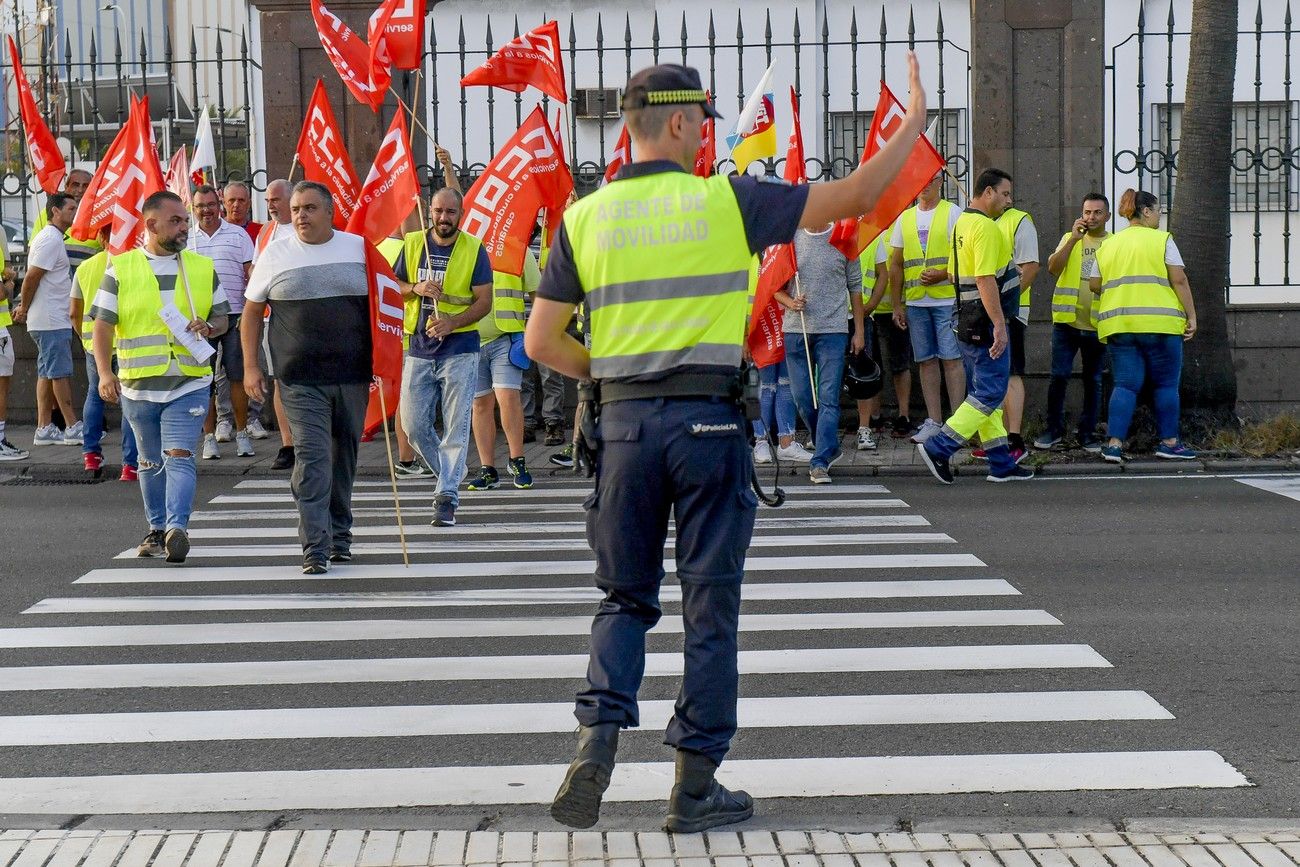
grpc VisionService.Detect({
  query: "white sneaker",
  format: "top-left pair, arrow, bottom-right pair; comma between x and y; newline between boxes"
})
910,418 -> 942,444
809,466 -> 832,484
753,439 -> 773,464
246,418 -> 269,440
235,430 -> 255,457
32,424 -> 62,446
215,419 -> 234,443
202,433 -> 221,460
777,442 -> 814,464
60,420 -> 84,446
856,426 -> 878,451
0,438 -> 29,461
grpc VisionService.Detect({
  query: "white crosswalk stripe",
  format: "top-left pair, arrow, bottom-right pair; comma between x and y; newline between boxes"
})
1235,474 -> 1300,502
3,476 -> 1248,814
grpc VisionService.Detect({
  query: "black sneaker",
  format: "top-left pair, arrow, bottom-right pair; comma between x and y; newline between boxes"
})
891,416 -> 913,439
302,555 -> 329,575
466,465 -> 500,491
394,459 -> 433,478
328,548 -> 352,563
549,445 -> 575,468
136,529 -> 165,558
917,442 -> 955,485
271,446 -> 296,470
544,419 -> 565,446
163,528 -> 190,563
432,493 -> 457,527
508,456 -> 533,489
869,414 -> 885,432
988,464 -> 1035,483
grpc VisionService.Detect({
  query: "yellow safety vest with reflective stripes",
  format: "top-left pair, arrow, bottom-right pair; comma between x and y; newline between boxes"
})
113,249 -> 216,380
1051,232 -> 1105,329
484,269 -> 527,335
1095,225 -> 1185,342
565,171 -> 756,382
860,233 -> 889,313
899,200 -> 956,303
75,250 -> 113,350
400,230 -> 482,336
997,208 -> 1034,325
951,208 -> 1021,307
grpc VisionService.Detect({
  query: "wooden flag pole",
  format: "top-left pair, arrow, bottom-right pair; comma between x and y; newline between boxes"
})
793,272 -> 818,410
412,195 -> 441,323
287,154 -> 299,183
375,375 -> 410,568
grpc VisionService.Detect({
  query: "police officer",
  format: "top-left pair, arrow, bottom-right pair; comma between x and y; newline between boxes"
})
526,57 -> 928,833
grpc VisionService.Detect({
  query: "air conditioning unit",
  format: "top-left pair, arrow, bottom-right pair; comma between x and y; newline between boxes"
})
574,87 -> 621,120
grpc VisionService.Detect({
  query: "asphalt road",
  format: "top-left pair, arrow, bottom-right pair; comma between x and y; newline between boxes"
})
0,467 -> 1294,830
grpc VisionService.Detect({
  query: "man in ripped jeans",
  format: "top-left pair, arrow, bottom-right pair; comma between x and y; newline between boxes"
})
92,191 -> 230,564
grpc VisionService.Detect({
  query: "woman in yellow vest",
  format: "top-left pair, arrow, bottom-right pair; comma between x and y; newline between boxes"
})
0,251 -> 25,460
1090,189 -> 1198,462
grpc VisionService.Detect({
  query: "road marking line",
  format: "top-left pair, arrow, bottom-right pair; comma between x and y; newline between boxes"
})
209,490 -> 897,505
26,578 -> 1019,614
0,644 -> 1111,690
0,609 -> 1056,648
75,553 -> 984,584
112,532 -> 958,560
0,752 -> 1248,812
230,480 -> 894,495
182,514 -> 934,539
1235,476 -> 1300,502
187,499 -> 914,520
0,691 -> 1172,746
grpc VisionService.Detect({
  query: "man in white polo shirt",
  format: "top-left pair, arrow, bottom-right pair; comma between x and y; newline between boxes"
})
188,184 -> 255,460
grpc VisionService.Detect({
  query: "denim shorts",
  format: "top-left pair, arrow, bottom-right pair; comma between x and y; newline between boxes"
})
31,328 -> 74,379
209,313 -> 244,382
905,304 -> 961,362
475,333 -> 523,397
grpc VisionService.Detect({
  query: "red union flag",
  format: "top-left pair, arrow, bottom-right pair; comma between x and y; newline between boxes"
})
748,87 -> 806,366
603,123 -> 630,183
296,80 -> 362,228
345,109 -> 419,244
362,239 -> 406,437
462,105 -> 574,276
830,82 -> 943,259
460,20 -> 567,103
312,0 -> 388,111
694,93 -> 716,178
369,0 -> 424,71
71,96 -> 164,253
7,36 -> 66,194
163,145 -> 190,199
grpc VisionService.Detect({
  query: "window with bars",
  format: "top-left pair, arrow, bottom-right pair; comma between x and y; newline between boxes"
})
828,108 -> 966,186
1154,102 -> 1299,212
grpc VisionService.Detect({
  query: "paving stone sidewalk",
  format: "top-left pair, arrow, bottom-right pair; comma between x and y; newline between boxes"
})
3,423 -> 1297,481
0,827 -> 1297,867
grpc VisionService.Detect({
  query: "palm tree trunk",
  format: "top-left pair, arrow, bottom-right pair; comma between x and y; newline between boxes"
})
1169,0 -> 1239,417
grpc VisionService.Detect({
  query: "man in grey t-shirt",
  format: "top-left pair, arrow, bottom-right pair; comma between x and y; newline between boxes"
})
774,224 -> 865,483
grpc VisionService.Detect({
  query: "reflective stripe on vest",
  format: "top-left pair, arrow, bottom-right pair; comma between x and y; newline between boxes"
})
1094,225 -> 1185,341
997,208 -> 1033,325
400,230 -> 483,335
899,200 -> 955,302
113,249 -> 216,380
487,269 -> 527,334
75,250 -> 113,350
860,233 -> 890,313
0,297 -> 10,328
1051,231 -> 1106,329
953,209 -> 1021,305
566,171 -> 755,381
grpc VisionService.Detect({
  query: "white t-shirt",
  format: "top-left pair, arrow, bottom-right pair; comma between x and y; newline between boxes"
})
1083,237 -> 1184,280
25,225 -> 74,332
890,203 -> 962,308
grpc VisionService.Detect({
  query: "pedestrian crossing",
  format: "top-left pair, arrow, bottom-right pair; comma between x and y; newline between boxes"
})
0,474 -> 1248,816
1236,474 -> 1300,503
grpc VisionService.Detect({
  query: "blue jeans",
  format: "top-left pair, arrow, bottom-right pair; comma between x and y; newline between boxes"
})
400,351 -> 478,505
1045,324 -> 1106,440
120,387 -> 209,531
752,359 -> 796,442
785,331 -> 849,468
1106,332 -> 1184,441
84,354 -> 138,465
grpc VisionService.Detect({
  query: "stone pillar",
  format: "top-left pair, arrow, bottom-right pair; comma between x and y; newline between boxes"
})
971,1 -> 1106,392
246,0 -> 433,181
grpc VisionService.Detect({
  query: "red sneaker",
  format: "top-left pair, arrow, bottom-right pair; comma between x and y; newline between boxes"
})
83,452 -> 104,473
119,464 -> 138,482
971,448 -> 988,461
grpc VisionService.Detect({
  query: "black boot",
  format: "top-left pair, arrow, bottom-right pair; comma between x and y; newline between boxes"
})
664,749 -> 754,833
550,722 -> 619,828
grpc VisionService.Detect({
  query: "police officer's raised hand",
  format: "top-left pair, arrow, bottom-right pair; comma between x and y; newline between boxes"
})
98,370 -> 121,404
989,321 -> 1009,359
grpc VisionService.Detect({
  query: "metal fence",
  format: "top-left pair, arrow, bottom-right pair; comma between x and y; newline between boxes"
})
0,0 -> 260,228
1107,0 -> 1300,303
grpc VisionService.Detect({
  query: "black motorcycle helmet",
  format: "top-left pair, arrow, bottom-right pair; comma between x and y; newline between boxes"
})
843,349 -> 883,400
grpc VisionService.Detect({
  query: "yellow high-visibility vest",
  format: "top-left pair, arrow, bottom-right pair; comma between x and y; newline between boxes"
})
1051,232 -> 1106,330
400,230 -> 483,336
997,207 -> 1034,325
1095,225 -> 1185,342
75,250 -> 113,350
113,249 -> 216,380
898,200 -> 956,303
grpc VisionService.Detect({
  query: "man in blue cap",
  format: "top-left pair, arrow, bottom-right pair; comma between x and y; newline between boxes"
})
527,58 -> 928,833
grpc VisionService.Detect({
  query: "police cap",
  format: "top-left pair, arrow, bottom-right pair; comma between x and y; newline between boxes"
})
621,64 -> 723,119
